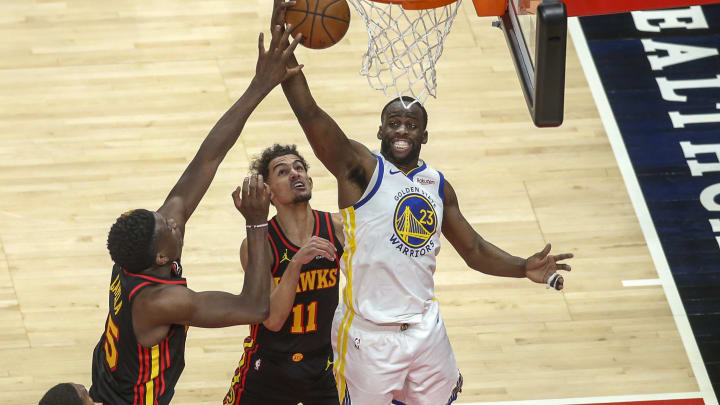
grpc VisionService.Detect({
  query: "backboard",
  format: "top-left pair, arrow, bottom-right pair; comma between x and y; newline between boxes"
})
496,0 -> 567,127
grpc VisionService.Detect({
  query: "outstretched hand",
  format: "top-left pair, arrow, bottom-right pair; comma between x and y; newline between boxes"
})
232,174 -> 271,226
524,243 -> 573,290
254,22 -> 303,90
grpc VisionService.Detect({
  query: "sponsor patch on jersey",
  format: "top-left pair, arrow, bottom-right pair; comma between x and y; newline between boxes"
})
416,177 -> 435,185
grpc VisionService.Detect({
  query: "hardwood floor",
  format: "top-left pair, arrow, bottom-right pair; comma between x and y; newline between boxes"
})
0,0 -> 698,403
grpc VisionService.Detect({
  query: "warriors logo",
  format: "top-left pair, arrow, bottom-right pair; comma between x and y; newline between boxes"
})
393,193 -> 437,248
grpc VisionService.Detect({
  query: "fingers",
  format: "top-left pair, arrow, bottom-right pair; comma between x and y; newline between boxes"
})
232,186 -> 242,207
262,181 -> 271,200
546,272 -> 563,290
538,243 -> 551,259
269,25 -> 283,54
277,1 -> 294,27
272,0 -> 295,28
556,263 -> 571,272
258,32 -> 265,55
314,238 -> 337,260
304,237 -> 337,260
286,64 -> 304,79
255,174 -> 265,199
241,176 -> 250,201
283,32 -> 302,58
553,253 -> 574,262
278,24 -> 293,51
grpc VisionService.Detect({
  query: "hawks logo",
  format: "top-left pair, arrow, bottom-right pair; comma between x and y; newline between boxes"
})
393,193 -> 437,248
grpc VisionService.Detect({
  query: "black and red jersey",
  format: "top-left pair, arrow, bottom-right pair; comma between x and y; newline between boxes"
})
223,210 -> 343,405
90,263 -> 188,405
256,210 -> 343,354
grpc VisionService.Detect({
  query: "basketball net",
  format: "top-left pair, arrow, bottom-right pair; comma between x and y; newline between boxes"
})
346,0 -> 462,107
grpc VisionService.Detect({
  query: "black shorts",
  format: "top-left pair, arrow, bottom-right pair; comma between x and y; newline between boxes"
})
223,344 -> 339,405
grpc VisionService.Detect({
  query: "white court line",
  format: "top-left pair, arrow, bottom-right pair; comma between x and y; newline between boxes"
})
622,278 -> 662,287
459,391 -> 703,404
567,17 -> 718,405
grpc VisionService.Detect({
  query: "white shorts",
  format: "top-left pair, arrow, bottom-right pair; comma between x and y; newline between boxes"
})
331,299 -> 461,405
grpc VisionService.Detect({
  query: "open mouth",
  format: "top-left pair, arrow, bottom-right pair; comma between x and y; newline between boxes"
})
392,139 -> 411,153
292,180 -> 306,191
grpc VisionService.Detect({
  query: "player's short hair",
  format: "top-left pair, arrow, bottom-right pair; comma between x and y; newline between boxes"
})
251,144 -> 309,180
107,208 -> 156,273
38,383 -> 83,405
381,96 -> 428,129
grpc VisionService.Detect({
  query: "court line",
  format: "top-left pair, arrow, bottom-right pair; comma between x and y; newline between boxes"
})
567,16 -> 718,405
459,391 -> 703,404
622,278 -> 662,287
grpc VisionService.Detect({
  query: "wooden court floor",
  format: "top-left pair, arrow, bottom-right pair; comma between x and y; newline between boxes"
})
0,0 -> 701,403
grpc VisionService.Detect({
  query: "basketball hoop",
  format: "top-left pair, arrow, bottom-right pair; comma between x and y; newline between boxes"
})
346,0 -> 462,107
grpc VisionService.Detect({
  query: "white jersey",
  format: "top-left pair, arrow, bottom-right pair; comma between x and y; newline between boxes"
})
339,153 -> 445,324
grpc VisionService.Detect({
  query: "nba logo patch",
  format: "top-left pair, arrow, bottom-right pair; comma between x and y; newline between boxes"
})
354,337 -> 360,350
254,358 -> 262,371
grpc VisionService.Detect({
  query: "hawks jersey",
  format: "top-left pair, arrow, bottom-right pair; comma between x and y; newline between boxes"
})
90,263 -> 188,405
254,210 -> 343,354
340,153 -> 445,324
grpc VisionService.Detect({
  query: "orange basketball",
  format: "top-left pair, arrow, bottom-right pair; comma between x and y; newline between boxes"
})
285,0 -> 351,49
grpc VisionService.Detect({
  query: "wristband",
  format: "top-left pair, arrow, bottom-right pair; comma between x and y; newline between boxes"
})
246,223 -> 268,229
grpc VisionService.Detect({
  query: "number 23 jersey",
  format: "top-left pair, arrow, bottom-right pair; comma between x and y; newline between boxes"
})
340,153 -> 445,325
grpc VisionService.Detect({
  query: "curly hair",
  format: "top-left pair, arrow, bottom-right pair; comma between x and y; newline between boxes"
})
39,383 -> 83,405
250,144 -> 309,180
381,96 -> 428,129
107,208 -> 156,273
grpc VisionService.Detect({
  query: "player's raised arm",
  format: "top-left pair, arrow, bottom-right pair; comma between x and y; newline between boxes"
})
441,179 -> 572,290
158,25 -> 304,225
135,175 -> 273,337
272,0 -> 376,198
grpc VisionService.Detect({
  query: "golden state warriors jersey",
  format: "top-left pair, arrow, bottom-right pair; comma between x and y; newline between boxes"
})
340,153 -> 445,324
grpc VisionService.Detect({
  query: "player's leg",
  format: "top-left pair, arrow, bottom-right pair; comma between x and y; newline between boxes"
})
400,300 -> 462,405
331,303 -> 408,405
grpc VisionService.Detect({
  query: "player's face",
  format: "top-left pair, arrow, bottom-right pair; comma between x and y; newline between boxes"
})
71,383 -> 103,405
153,211 -> 183,265
267,154 -> 312,205
378,101 -> 428,167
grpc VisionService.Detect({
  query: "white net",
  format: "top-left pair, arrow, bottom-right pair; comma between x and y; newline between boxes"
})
346,0 -> 462,107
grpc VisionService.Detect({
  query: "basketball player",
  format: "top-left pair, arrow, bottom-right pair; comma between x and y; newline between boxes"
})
86,25 -> 306,405
223,144 -> 343,405
270,1 -> 574,404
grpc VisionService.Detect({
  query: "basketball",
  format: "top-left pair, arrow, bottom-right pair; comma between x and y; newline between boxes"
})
285,0 -> 351,49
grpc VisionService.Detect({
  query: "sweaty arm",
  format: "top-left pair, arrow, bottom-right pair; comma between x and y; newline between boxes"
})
441,179 -> 527,278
